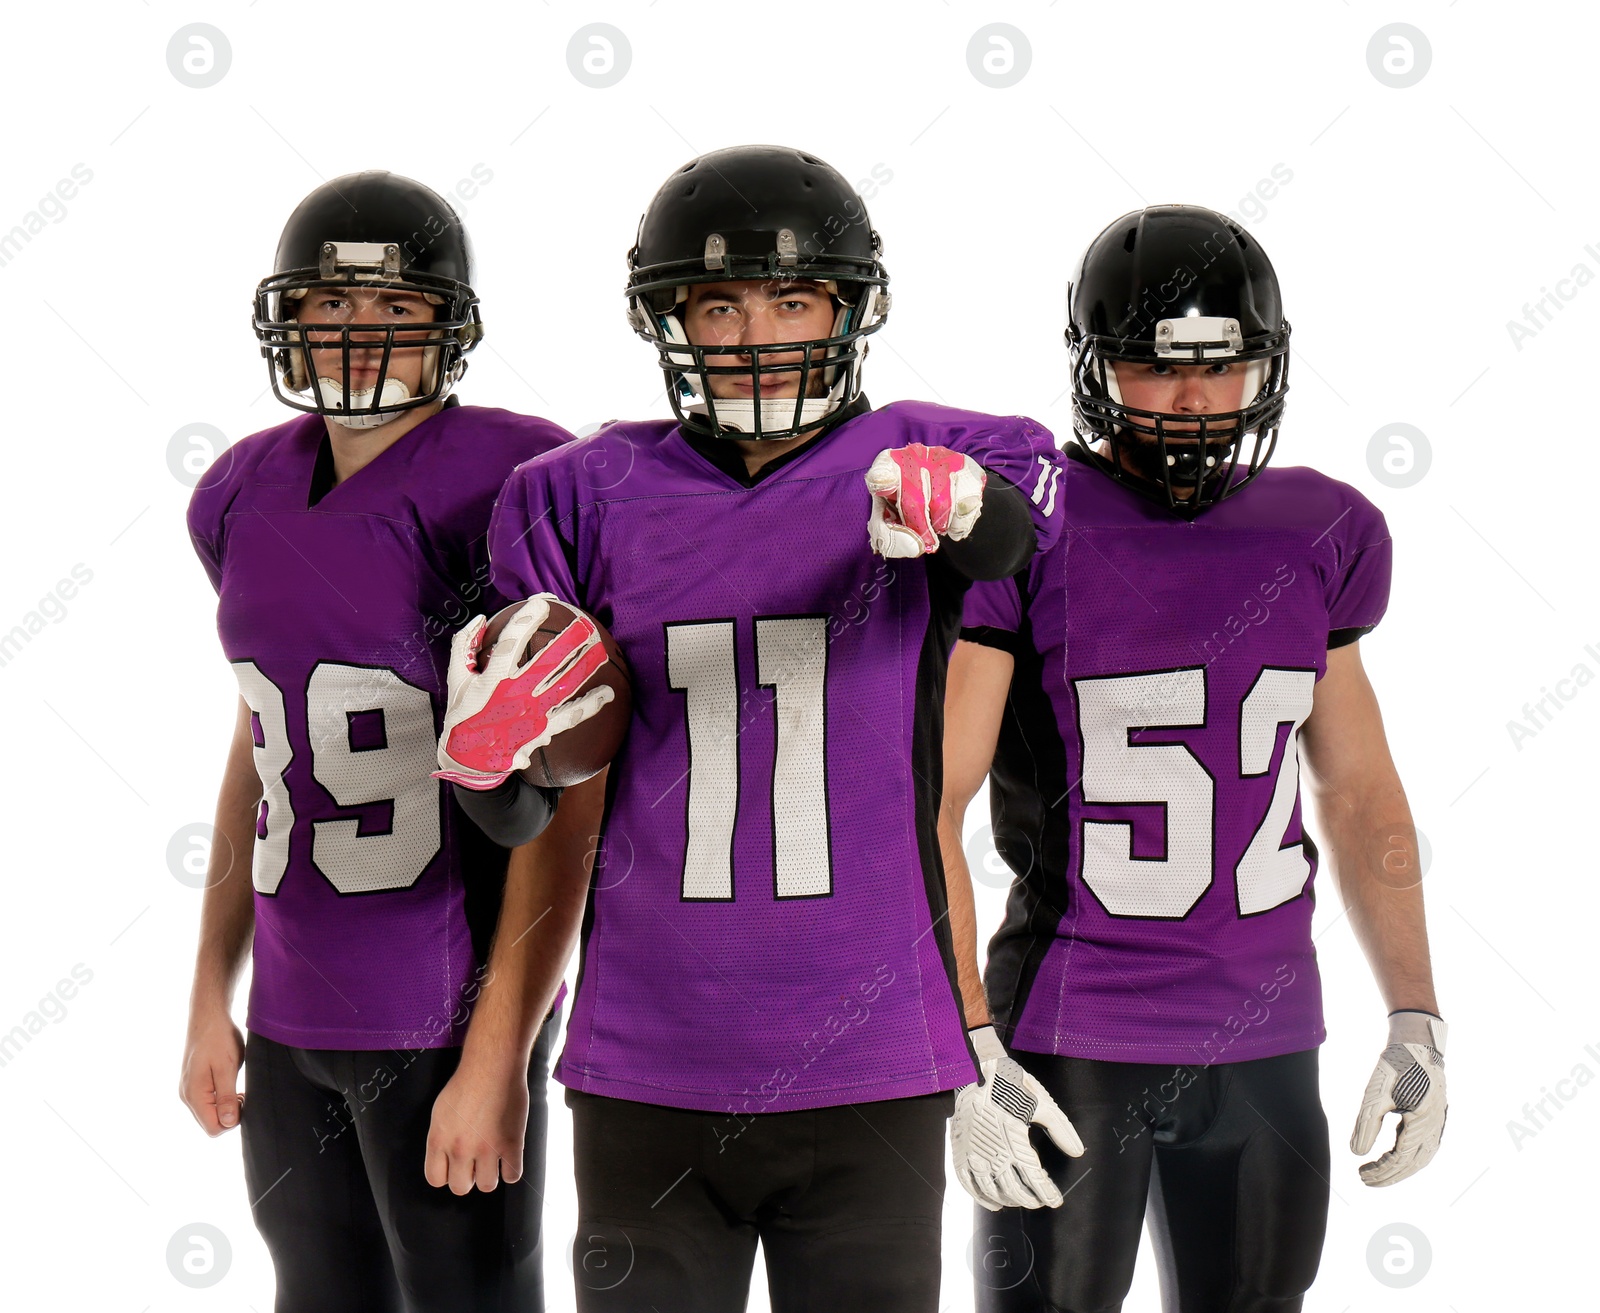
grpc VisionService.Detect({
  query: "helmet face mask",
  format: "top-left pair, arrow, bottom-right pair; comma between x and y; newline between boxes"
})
1066,206 -> 1291,517
626,146 -> 890,441
254,174 -> 483,426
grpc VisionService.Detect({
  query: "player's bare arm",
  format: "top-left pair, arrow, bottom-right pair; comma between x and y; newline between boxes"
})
941,638 -> 1084,1211
179,697 -> 261,1136
1301,641 -> 1438,1014
1302,639 -> 1448,1187
941,640 -> 1016,1029
424,769 -> 603,1195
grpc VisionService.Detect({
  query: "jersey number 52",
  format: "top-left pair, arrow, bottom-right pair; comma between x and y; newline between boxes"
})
1075,666 -> 1316,920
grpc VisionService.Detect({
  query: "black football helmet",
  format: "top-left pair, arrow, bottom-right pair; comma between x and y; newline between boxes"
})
1067,205 -> 1290,516
253,171 -> 482,426
626,145 -> 889,440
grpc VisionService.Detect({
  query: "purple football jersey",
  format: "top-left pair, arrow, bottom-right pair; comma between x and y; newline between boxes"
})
188,401 -> 572,1049
489,401 -> 1062,1112
963,449 -> 1391,1066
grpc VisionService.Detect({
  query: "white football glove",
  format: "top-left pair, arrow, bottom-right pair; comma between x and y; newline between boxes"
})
865,443 -> 986,559
434,594 -> 614,790
1350,1010 -> 1448,1187
952,1025 -> 1085,1211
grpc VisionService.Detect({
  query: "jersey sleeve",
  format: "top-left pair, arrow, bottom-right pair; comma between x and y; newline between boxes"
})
185,446 -> 246,594
464,527 -> 518,619
1324,489 -> 1392,647
959,574 -> 1026,653
449,417 -> 575,618
944,414 -> 1065,553
488,450 -> 586,608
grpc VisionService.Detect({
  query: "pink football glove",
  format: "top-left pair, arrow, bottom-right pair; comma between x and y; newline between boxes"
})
864,443 -> 987,558
434,595 -> 614,790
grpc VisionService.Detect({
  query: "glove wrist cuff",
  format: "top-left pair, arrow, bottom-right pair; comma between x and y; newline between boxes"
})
1387,1009 -> 1447,1053
968,1024 -> 1007,1065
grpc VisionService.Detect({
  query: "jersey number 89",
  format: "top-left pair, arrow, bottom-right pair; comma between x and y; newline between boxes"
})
232,661 -> 442,896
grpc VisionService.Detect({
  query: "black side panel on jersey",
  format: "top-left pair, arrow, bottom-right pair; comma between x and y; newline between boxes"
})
912,554 -> 977,1048
981,576 -> 1075,1045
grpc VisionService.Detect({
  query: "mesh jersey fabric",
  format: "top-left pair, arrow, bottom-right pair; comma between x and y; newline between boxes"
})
962,450 -> 1390,1064
489,401 -> 1063,1111
188,402 -> 573,1048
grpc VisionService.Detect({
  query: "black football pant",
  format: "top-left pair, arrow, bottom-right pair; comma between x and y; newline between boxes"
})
240,1007 -> 560,1313
568,1087 -> 953,1313
974,1048 -> 1329,1313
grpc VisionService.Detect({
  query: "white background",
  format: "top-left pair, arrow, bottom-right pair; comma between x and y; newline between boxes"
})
0,2 -> 1591,1309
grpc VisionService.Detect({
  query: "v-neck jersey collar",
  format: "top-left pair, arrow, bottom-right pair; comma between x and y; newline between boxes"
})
306,394 -> 462,508
673,394 -> 873,489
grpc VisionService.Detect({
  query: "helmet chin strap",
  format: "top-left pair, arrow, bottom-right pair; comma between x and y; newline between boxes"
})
315,376 -> 416,429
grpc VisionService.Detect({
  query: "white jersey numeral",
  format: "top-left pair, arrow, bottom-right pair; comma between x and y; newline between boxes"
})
1235,667 -> 1316,915
1076,669 -> 1214,918
1029,456 -> 1062,518
231,661 -> 442,895
667,618 -> 832,901
1074,665 -> 1316,920
307,664 -> 442,894
232,661 -> 295,895
666,622 -> 740,900
757,618 -> 832,898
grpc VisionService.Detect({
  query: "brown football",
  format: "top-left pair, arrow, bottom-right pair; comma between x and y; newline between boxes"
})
477,599 -> 632,788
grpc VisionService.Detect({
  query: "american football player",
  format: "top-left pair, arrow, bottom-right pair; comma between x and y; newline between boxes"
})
944,205 -> 1445,1312
179,171 -> 578,1312
456,144 -> 1066,1312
